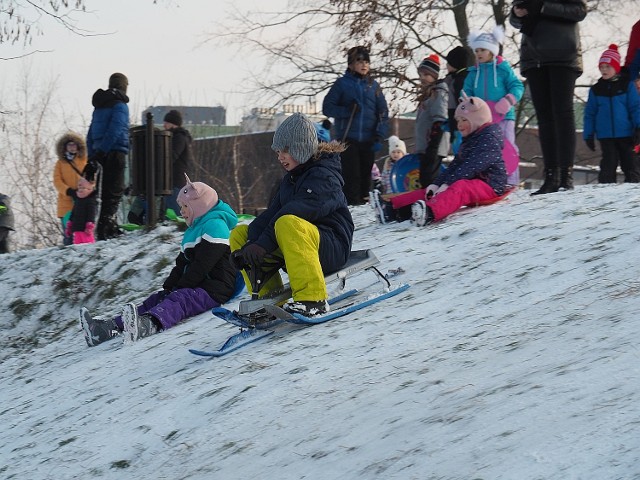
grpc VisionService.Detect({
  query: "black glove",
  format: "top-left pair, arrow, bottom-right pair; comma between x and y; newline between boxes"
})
585,137 -> 596,152
83,157 -> 100,182
430,121 -> 443,139
242,243 -> 267,266
66,188 -> 77,199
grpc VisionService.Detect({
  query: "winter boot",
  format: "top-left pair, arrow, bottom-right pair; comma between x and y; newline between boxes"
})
283,299 -> 329,317
410,200 -> 434,227
122,303 -> 160,343
559,167 -> 574,190
531,168 -> 560,195
80,307 -> 120,347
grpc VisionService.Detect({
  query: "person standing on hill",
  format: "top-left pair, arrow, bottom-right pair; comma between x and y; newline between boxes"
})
86,72 -> 130,240
323,46 -> 389,206
583,44 -> 640,183
162,109 -> 194,216
510,0 -> 587,194
53,132 -> 88,245
0,193 -> 14,254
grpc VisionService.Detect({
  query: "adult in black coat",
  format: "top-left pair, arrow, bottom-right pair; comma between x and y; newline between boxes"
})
510,0 -> 587,194
163,109 -> 194,214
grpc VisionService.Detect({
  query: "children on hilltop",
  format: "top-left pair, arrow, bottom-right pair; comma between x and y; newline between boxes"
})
66,176 -> 97,245
411,94 -> 507,226
415,54 -> 449,189
80,175 -> 238,346
464,26 -> 524,186
583,44 -> 640,183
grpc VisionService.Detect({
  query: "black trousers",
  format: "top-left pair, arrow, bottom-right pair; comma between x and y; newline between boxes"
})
599,137 -> 640,183
98,151 -> 126,219
341,140 -> 375,205
526,67 -> 579,170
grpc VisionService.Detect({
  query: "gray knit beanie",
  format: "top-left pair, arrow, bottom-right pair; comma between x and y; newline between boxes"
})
271,112 -> 318,164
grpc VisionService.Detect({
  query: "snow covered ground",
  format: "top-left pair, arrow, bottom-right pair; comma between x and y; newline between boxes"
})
1,184 -> 639,479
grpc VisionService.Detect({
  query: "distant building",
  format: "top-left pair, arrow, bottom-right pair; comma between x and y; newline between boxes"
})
142,106 -> 226,126
240,102 -> 326,133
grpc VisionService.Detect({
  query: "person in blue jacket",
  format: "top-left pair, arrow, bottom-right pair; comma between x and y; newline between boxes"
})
323,46 -> 389,205
85,72 -> 130,240
584,44 -> 640,183
230,112 -> 355,317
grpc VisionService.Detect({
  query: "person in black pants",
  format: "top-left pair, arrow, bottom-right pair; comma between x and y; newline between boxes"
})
510,0 -> 587,194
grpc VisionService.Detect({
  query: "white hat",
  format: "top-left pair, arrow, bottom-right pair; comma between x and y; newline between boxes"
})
468,25 -> 505,57
388,135 -> 407,155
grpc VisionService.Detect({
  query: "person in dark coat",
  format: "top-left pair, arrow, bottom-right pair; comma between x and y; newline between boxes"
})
80,176 -> 238,346
230,112 -> 355,317
323,46 -> 389,205
86,72 -> 130,240
162,109 -> 194,215
65,177 -> 97,244
0,193 -> 15,254
444,45 -> 475,151
510,0 -> 587,194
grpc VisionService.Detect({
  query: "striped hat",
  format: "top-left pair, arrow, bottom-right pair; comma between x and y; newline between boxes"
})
599,44 -> 621,74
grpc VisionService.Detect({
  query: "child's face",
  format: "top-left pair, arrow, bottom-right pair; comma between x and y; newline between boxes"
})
275,149 -> 300,172
474,48 -> 493,64
456,117 -> 473,137
418,70 -> 437,86
179,202 -> 192,225
389,149 -> 404,161
65,142 -> 78,153
349,57 -> 370,76
599,63 -> 617,80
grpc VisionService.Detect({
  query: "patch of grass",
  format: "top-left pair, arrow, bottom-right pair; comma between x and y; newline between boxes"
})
110,460 -> 130,469
153,256 -> 172,275
10,298 -> 36,318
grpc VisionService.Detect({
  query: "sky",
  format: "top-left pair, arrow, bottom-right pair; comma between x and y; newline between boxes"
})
1,184 -> 640,478
2,1 -> 638,131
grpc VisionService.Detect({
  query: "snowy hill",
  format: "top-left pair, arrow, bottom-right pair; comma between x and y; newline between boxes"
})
1,185 -> 639,479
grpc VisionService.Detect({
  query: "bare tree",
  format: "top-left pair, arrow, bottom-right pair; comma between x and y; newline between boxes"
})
0,0 -> 90,47
207,0 -> 640,116
0,65 -> 62,249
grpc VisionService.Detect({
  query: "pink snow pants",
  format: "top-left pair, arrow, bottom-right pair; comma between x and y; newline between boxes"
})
427,179 -> 498,222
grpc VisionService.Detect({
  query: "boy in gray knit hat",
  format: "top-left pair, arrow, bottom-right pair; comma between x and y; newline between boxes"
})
229,112 -> 355,317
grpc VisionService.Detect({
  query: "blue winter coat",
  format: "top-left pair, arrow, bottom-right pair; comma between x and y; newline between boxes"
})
583,75 -> 640,140
463,57 -> 524,121
86,89 -> 130,156
435,123 -> 507,195
323,70 -> 389,143
248,149 -> 354,274
163,200 -> 238,303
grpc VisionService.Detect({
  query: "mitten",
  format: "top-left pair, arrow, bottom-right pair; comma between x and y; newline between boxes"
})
425,184 -> 439,200
85,222 -> 95,236
494,94 -> 517,116
436,183 -> 449,195
242,243 -> 267,266
66,188 -> 77,199
585,137 -> 596,152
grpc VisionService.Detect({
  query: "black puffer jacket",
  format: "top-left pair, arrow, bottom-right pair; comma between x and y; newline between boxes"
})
168,127 -> 194,188
510,0 -> 587,76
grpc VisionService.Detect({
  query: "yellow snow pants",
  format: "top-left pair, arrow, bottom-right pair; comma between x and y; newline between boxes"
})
229,214 -> 327,301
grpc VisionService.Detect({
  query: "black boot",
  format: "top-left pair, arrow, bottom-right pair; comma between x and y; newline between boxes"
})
559,167 -> 574,190
531,168 -> 560,195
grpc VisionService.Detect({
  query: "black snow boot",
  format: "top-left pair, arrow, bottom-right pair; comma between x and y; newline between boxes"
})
559,167 -> 574,190
531,168 -> 560,196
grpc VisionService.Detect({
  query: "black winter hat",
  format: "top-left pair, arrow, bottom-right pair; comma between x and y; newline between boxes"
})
445,46 -> 475,70
163,109 -> 183,127
108,72 -> 129,93
347,46 -> 370,65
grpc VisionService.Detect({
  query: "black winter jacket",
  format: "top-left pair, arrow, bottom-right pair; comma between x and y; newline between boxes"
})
509,0 -> 587,76
169,127 -> 194,188
248,148 -> 354,274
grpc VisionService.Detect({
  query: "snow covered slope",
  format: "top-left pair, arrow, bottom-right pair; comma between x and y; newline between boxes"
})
1,185 -> 639,479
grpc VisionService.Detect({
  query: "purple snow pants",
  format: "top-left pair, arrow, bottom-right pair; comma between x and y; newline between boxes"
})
113,288 -> 219,331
